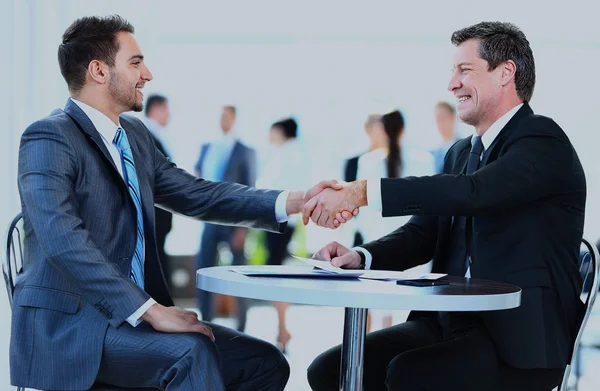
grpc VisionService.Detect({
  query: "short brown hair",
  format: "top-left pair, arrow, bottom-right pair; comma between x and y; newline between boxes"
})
435,101 -> 455,115
223,105 -> 237,116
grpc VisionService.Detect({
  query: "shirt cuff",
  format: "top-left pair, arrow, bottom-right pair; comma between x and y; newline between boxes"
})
352,247 -> 373,270
367,178 -> 383,211
126,298 -> 157,327
275,190 -> 290,223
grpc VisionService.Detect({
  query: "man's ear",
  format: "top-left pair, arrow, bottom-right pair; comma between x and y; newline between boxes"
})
500,60 -> 517,87
87,60 -> 109,85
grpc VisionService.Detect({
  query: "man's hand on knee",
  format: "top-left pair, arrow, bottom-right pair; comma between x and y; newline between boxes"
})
142,304 -> 215,341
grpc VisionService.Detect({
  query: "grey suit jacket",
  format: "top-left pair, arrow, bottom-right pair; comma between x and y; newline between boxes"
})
11,99 -> 284,390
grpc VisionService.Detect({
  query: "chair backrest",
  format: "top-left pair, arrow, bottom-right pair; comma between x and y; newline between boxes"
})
2,213 -> 23,308
559,237 -> 600,391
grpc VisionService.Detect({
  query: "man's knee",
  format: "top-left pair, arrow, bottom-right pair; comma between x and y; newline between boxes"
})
259,340 -> 291,386
307,347 -> 340,391
385,352 -> 427,390
182,333 -> 221,369
237,336 -> 289,388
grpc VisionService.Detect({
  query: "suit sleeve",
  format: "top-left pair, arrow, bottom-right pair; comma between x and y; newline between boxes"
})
379,117 -> 581,217
152,136 -> 285,232
18,122 -> 150,328
361,215 -> 439,271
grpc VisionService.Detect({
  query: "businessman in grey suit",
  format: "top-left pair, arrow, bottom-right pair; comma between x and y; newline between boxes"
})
194,105 -> 256,332
11,15 -> 345,391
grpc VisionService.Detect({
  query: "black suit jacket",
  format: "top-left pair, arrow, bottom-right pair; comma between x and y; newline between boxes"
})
362,103 -> 586,369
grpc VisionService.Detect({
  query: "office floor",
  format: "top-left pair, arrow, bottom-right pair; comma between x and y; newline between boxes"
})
177,298 -> 600,391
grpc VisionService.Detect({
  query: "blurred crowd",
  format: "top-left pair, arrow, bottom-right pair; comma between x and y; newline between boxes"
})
146,94 -> 463,351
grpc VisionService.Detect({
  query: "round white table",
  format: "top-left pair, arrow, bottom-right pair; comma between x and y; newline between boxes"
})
197,265 -> 521,391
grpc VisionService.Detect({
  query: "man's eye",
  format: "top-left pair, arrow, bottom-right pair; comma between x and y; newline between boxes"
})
132,62 -> 140,66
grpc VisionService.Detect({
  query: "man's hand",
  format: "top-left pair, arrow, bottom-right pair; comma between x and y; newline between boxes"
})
302,180 -> 367,229
142,304 -> 215,341
312,241 -> 362,269
285,180 -> 357,228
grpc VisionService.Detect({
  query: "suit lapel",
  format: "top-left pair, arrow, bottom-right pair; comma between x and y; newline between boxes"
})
454,144 -> 470,174
63,99 -> 122,176
222,141 -> 242,180
481,103 -> 534,166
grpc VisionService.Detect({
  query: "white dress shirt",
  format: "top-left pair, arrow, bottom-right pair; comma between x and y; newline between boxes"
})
144,117 -> 173,159
257,139 -> 311,226
72,99 -> 290,326
357,104 -> 524,270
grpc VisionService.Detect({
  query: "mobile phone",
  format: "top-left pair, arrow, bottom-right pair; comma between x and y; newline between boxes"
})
396,279 -> 450,287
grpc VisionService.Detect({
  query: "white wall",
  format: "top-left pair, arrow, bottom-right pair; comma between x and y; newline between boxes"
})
1,0 -> 599,389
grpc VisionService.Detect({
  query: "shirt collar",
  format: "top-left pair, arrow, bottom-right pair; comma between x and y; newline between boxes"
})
478,103 -> 523,151
70,98 -> 122,144
217,129 -> 238,146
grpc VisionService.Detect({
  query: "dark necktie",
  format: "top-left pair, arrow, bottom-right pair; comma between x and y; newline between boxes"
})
447,136 -> 484,276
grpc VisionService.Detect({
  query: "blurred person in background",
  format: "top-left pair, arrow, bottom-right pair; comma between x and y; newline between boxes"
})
343,114 -> 382,247
431,101 -> 460,174
194,105 -> 256,332
143,94 -> 174,290
345,110 -> 434,330
257,117 -> 310,353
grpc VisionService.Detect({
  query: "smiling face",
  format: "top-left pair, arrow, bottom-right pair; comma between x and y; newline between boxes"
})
107,32 -> 153,113
447,39 -> 505,131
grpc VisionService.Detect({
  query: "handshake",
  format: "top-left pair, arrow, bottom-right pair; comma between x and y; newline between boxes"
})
289,179 -> 368,229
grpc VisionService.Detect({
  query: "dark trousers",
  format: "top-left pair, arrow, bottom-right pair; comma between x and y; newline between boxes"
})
95,321 -> 289,390
265,226 -> 295,266
307,315 -> 562,391
196,224 -> 248,331
154,207 -> 173,291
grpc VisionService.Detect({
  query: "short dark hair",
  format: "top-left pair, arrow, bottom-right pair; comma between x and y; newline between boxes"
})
451,22 -> 535,102
435,101 -> 456,115
272,118 -> 298,139
145,94 -> 168,116
58,15 -> 134,92
223,105 -> 237,116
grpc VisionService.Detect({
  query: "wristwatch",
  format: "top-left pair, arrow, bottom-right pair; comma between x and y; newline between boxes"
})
356,250 -> 366,270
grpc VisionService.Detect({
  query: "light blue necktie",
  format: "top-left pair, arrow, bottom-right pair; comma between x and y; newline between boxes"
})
114,127 -> 145,289
206,142 -> 230,182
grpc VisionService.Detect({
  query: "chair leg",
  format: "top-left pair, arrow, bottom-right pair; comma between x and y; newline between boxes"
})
574,347 -> 581,391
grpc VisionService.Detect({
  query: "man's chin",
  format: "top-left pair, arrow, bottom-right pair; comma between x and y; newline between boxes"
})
131,102 -> 143,112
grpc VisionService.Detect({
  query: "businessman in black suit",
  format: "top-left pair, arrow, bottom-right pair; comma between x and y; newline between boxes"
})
303,22 -> 586,391
144,94 -> 174,290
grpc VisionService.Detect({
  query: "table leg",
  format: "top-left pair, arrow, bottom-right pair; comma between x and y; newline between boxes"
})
340,307 -> 368,391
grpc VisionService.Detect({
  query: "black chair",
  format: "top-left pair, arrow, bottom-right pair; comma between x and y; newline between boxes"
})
3,213 -> 156,391
2,212 -> 24,391
557,238 -> 600,391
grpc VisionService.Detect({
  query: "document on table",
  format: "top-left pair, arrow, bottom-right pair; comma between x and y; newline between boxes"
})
291,256 -> 447,281
230,265 -> 364,278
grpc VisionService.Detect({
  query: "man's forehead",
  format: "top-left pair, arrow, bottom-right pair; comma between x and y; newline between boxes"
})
452,41 -> 482,65
116,32 -> 142,55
